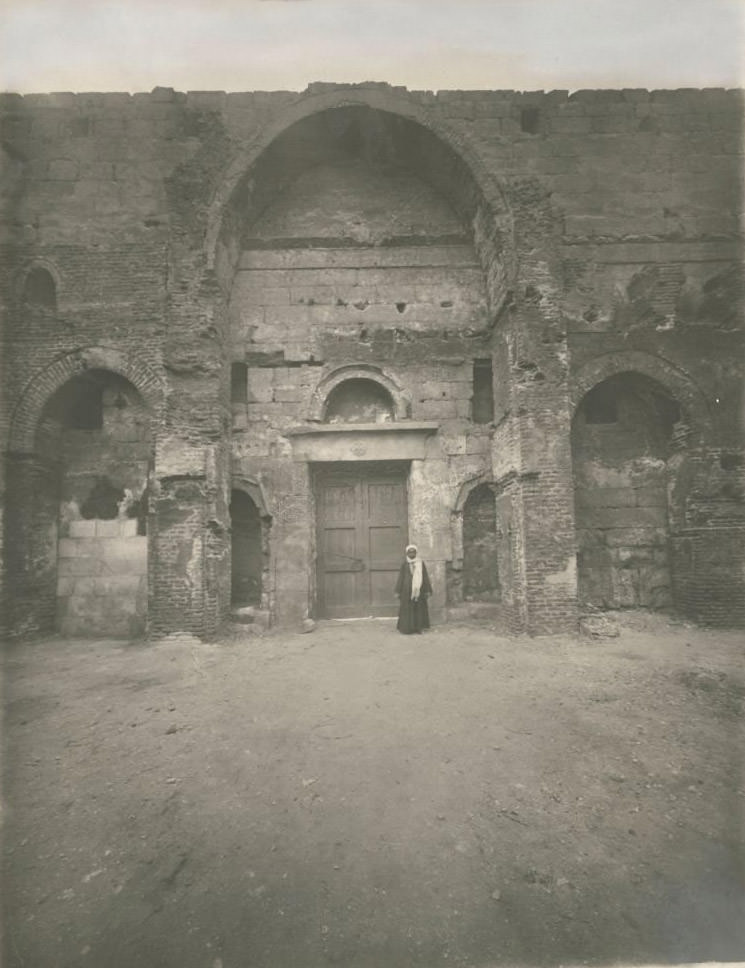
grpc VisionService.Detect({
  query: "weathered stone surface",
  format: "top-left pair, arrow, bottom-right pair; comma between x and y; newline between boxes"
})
2,84 -> 743,637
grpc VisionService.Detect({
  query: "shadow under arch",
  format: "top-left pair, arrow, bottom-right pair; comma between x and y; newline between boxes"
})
231,474 -> 272,519
4,362 -> 157,638
570,355 -> 712,614
453,471 -> 495,517
15,257 -> 63,307
230,476 -> 273,613
571,350 -> 714,446
8,346 -> 165,454
449,471 -> 495,566
207,86 -> 515,314
308,364 -> 410,423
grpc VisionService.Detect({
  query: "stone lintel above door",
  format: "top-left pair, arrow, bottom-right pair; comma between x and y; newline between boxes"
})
286,422 -> 438,462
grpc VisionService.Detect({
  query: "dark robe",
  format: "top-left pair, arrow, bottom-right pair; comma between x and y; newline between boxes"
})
395,559 -> 432,634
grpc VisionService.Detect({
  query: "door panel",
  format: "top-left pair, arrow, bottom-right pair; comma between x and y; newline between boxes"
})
321,527 -> 363,618
369,569 -> 397,608
367,525 -> 403,614
322,483 -> 357,521
316,464 -> 408,619
367,481 -> 405,523
323,527 -> 358,569
369,525 -> 402,562
324,570 -> 359,616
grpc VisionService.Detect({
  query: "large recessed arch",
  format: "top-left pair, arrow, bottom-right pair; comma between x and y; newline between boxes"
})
570,361 -> 706,613
208,87 -> 510,262
207,87 -> 515,315
9,346 -> 165,453
571,350 -> 714,445
5,360 -> 156,638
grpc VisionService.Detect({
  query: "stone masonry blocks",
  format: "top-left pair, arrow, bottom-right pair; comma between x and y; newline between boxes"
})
2,83 -> 743,636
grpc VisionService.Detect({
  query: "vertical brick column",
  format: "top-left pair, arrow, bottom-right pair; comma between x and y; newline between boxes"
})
490,341 -> 528,634
148,240 -> 232,637
148,438 -> 231,637
2,453 -> 61,636
517,463 -> 579,634
514,376 -> 579,635
492,290 -> 580,635
668,447 -> 745,627
0,453 -> 6,630
203,439 -> 231,634
491,416 -> 578,635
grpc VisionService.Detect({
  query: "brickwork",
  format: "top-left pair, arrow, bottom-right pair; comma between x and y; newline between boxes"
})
1,82 -> 743,636
8,346 -> 164,453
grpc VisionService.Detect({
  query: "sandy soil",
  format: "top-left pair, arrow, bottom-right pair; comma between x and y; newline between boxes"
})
2,612 -> 744,968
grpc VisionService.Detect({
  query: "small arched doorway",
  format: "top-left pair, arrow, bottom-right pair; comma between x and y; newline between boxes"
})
571,371 -> 680,610
462,483 -> 500,602
230,490 -> 263,607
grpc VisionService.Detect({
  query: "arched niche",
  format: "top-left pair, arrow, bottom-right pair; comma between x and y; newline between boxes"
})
230,480 -> 272,610
309,366 -> 410,423
212,95 -> 514,320
462,483 -> 500,602
230,490 -> 262,606
571,371 -> 681,611
5,368 -> 152,638
9,346 -> 164,454
324,378 -> 395,424
571,350 -> 712,445
22,265 -> 58,311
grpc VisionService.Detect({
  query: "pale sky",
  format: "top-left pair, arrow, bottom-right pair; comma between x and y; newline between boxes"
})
1,0 -> 743,95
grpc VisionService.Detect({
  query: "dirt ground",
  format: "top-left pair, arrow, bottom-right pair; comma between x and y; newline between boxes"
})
2,611 -> 744,968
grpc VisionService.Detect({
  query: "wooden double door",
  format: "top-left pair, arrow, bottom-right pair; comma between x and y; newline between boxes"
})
315,462 -> 408,619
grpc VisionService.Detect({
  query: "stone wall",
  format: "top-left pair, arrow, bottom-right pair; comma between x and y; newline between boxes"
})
1,82 -> 742,636
572,373 -> 678,610
57,521 -> 147,637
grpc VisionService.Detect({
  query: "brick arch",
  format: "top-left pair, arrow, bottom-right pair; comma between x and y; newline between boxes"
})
308,365 -> 411,422
8,346 -> 165,453
205,86 -> 512,272
571,351 -> 714,444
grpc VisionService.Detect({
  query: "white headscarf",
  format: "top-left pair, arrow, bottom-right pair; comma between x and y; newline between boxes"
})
406,544 -> 423,600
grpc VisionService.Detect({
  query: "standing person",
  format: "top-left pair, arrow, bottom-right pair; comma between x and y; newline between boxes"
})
395,544 -> 432,634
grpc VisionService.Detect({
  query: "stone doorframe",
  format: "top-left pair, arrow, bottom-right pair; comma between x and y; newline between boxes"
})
313,461 -> 410,619
285,422 -> 438,463
286,423 -> 438,623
